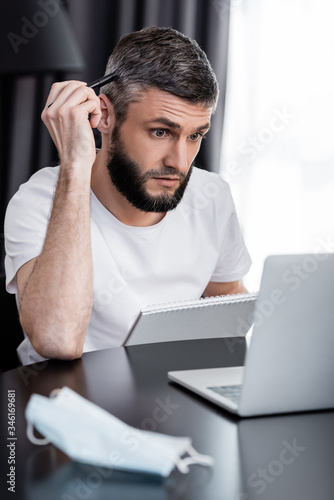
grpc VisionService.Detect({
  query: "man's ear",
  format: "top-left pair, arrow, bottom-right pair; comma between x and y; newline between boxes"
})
97,94 -> 116,134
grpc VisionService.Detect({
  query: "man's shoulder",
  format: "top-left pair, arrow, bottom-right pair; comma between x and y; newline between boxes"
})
184,166 -> 231,203
189,166 -> 229,190
10,166 -> 60,202
175,167 -> 234,222
23,165 -> 60,189
6,166 -> 60,218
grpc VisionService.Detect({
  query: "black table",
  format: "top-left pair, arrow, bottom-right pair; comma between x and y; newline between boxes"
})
1,338 -> 333,500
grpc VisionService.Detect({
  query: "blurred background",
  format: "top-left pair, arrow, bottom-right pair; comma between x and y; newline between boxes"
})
1,0 -> 333,291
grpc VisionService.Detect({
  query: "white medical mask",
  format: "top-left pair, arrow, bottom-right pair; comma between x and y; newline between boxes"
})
25,387 -> 214,477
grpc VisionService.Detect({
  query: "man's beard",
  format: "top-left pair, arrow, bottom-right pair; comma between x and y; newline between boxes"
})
106,126 -> 193,213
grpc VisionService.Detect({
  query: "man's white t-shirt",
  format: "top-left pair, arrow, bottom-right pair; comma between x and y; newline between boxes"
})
4,166 -> 251,365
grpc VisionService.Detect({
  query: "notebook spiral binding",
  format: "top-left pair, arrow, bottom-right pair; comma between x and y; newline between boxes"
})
142,291 -> 259,315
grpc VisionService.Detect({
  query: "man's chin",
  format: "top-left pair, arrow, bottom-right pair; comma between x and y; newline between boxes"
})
130,193 -> 182,213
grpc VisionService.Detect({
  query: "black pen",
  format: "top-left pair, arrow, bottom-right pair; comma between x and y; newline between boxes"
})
88,71 -> 117,89
47,72 -> 117,108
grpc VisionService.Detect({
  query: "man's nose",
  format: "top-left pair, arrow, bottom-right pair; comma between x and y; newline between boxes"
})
163,140 -> 188,174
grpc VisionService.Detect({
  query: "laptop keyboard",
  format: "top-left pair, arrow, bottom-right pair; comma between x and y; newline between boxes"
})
208,384 -> 242,405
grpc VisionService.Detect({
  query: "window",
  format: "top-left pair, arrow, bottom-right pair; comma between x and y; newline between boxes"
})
221,0 -> 334,290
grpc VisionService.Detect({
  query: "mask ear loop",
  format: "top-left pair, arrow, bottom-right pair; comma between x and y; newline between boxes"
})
26,389 -> 62,446
26,421 -> 51,445
175,444 -> 214,474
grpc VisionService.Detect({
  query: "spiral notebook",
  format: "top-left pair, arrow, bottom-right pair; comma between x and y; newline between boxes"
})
124,292 -> 258,346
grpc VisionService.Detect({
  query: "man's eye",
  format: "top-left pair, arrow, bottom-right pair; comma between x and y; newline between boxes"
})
153,129 -> 167,138
189,132 -> 203,142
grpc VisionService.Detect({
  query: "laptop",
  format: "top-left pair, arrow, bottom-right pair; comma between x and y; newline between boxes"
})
168,254 -> 334,417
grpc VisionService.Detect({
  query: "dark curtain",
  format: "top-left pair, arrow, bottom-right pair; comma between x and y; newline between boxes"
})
0,0 -> 231,275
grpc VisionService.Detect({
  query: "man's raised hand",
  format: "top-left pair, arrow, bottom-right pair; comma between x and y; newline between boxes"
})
41,80 -> 101,169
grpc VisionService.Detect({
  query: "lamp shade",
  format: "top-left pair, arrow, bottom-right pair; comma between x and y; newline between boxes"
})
0,0 -> 85,75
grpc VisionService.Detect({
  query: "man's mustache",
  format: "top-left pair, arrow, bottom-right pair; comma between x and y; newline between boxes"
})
142,166 -> 189,182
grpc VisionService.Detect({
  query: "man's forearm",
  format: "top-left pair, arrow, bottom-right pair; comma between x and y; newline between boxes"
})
19,166 -> 93,360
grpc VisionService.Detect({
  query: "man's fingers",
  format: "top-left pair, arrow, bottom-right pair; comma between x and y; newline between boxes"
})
44,81 -> 87,109
41,80 -> 100,166
79,100 -> 102,129
42,81 -> 101,129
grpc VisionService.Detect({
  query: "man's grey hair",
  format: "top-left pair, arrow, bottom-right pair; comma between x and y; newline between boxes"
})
101,26 -> 219,123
